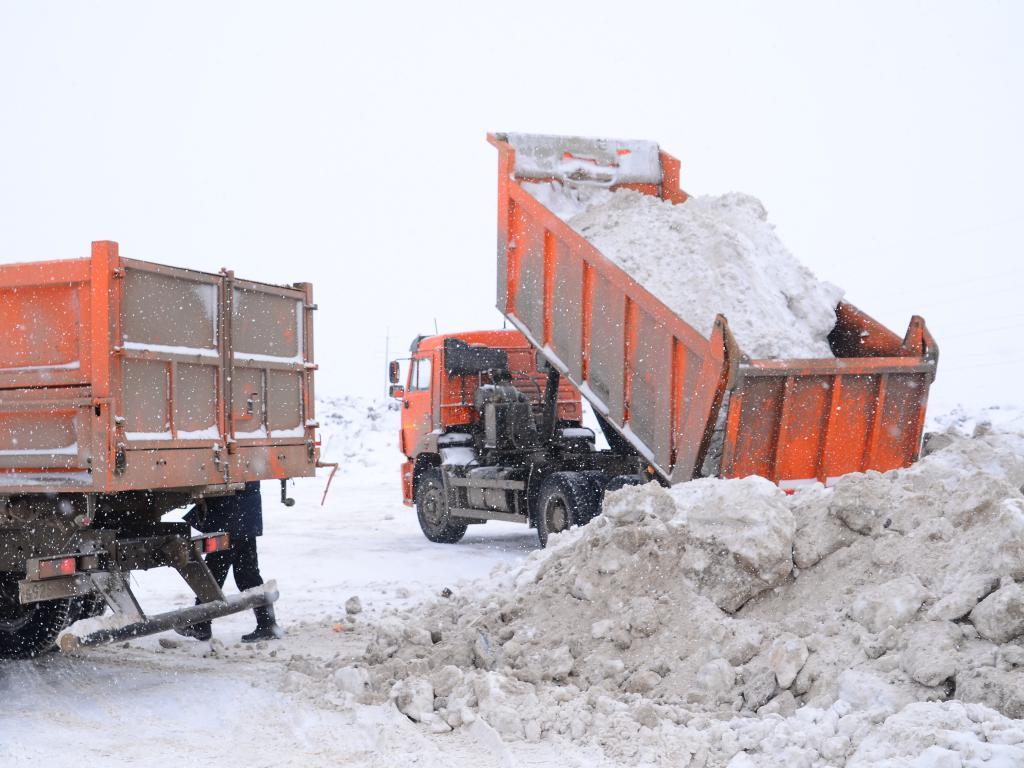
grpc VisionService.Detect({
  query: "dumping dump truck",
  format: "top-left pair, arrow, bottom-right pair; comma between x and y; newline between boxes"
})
392,133 -> 938,547
0,242 -> 318,656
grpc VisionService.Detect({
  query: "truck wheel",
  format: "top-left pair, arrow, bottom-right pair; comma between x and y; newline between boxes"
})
416,468 -> 468,544
604,474 -> 648,493
577,471 -> 610,525
0,572 -> 74,659
536,472 -> 597,548
69,593 -> 107,622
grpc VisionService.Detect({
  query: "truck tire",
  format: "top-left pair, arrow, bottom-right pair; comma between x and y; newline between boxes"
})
69,592 -> 107,622
0,572 -> 74,659
577,471 -> 610,525
536,472 -> 598,548
604,474 -> 648,493
416,468 -> 468,544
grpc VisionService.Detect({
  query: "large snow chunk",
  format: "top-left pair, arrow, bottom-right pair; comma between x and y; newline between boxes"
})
899,621 -> 960,687
391,677 -> 435,723
927,572 -> 999,621
969,582 -> 1024,643
955,666 -> 1024,719
668,476 -> 796,612
849,575 -> 927,633
768,633 -> 809,689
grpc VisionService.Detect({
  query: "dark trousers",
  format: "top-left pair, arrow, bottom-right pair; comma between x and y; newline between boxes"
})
205,536 -> 273,628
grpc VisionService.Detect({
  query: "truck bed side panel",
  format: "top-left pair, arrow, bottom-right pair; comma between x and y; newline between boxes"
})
496,177 -> 728,478
0,257 -> 99,491
489,132 -> 937,486
0,243 -> 317,495
229,278 -> 315,481
722,361 -> 935,485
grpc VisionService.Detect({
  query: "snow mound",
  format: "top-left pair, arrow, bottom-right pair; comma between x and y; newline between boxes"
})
524,183 -> 843,359
346,424 -> 1024,765
316,396 -> 401,479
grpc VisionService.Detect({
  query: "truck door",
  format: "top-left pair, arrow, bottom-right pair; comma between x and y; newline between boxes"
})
401,353 -> 435,456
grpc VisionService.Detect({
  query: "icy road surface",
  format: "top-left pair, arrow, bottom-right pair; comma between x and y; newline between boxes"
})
0,465 -> 610,766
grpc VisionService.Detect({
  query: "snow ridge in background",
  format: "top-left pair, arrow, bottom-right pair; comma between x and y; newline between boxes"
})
524,182 -> 844,359
317,395 -> 400,480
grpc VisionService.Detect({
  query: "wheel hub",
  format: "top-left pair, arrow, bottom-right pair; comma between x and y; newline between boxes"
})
424,489 -> 445,527
548,499 -> 568,532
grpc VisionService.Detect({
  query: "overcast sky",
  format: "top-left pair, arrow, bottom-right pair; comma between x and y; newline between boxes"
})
1,1 -> 1020,411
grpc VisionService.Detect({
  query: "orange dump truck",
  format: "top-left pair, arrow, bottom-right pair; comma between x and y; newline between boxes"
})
0,241 -> 318,656
392,132 -> 938,547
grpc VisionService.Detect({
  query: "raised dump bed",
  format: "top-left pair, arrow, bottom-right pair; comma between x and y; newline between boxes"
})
488,132 -> 938,487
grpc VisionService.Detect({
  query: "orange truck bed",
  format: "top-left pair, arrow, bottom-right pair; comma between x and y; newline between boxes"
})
488,132 -> 938,487
0,241 -> 318,495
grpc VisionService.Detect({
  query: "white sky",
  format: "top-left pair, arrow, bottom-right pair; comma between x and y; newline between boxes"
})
1,1 -> 1021,410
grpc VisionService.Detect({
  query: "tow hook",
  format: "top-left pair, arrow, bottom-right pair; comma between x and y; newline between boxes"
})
280,479 -> 295,507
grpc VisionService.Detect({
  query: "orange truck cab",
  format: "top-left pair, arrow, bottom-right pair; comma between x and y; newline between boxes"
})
391,330 -> 650,546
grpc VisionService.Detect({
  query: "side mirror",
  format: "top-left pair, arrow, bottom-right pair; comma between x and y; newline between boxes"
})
389,384 -> 405,400
388,360 -> 401,384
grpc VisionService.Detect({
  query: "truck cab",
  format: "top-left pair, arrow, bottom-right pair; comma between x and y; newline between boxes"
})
391,330 -> 648,546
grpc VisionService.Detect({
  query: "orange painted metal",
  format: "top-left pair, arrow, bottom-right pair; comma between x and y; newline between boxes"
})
0,241 -> 318,496
487,132 -> 939,487
398,329 -> 583,505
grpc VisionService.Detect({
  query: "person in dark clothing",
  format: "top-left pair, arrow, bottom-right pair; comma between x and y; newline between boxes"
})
179,482 -> 281,643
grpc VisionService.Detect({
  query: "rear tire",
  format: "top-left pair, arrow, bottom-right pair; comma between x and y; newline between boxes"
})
416,468 -> 468,544
577,471 -> 609,525
69,592 -> 107,623
0,572 -> 75,659
604,474 -> 648,493
535,472 -> 599,548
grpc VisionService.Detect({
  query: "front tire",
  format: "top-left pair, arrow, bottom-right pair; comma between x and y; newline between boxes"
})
0,572 -> 75,659
416,468 -> 468,544
535,472 -> 598,548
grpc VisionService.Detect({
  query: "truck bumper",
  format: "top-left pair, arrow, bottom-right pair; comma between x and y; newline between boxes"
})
16,529 -> 271,652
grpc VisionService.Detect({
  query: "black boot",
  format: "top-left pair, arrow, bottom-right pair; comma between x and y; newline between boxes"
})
176,620 -> 212,641
241,605 -> 281,643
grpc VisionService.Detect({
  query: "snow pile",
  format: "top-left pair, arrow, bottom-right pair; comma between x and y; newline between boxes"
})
340,426 -> 1024,765
316,396 -> 401,478
928,403 -> 1024,438
524,182 -> 844,359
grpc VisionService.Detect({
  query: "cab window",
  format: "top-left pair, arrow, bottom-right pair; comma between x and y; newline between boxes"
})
410,356 -> 432,392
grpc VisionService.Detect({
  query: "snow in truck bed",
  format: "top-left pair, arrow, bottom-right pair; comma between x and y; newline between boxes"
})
525,182 -> 844,359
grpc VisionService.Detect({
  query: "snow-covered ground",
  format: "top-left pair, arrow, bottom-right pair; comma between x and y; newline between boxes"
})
2,397 -> 1024,767
0,398 -> 603,766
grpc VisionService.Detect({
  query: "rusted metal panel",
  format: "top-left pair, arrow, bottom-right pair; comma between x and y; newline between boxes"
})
720,354 -> 936,486
550,238 -> 584,383
631,309 -> 673,471
587,272 -> 626,422
0,242 -> 318,495
229,279 -> 311,459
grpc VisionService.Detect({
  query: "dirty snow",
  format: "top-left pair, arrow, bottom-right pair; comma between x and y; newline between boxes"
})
338,411 -> 1024,766
4,398 -> 1024,767
524,182 -> 844,359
